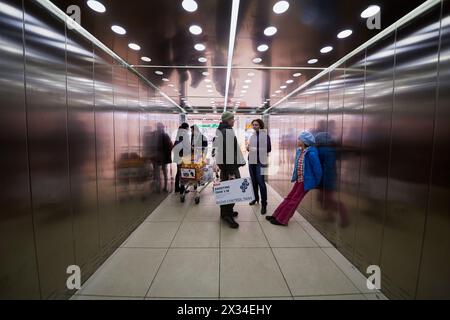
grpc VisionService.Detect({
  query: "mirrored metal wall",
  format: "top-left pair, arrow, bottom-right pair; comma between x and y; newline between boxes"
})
268,1 -> 449,299
0,0 -> 180,299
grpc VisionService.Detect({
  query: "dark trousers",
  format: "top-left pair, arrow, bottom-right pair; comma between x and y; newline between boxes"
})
219,167 -> 241,218
249,164 -> 268,206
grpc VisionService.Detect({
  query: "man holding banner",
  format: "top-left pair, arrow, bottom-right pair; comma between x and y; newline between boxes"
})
213,112 -> 246,229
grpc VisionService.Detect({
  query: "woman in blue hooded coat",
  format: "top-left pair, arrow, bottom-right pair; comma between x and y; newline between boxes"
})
266,131 -> 323,226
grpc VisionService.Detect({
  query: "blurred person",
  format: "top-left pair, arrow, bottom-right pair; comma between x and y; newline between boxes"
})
316,132 -> 349,227
214,112 -> 246,229
191,124 -> 208,160
266,131 -> 322,226
152,123 -> 173,193
173,123 -> 190,193
247,119 -> 271,215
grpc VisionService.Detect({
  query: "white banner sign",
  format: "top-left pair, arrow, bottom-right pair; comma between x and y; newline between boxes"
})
214,177 -> 255,205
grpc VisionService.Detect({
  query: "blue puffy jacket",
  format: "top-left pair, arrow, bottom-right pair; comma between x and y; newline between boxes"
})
291,147 -> 323,191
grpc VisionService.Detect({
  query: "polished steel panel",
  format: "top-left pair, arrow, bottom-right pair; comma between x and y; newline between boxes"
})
23,0 -> 74,299
354,34 -> 396,272
93,47 -> 117,249
381,6 -> 441,299
66,29 -> 99,272
326,68 -> 347,257
417,2 -> 450,299
0,0 -> 40,299
336,52 -> 366,264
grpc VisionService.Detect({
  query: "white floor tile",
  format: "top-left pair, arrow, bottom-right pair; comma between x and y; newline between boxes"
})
147,248 -> 219,298
260,221 -> 318,248
172,222 -> 220,248
220,248 -> 291,298
78,248 -> 166,297
221,222 -> 269,248
294,294 -> 367,300
273,248 -> 359,296
186,205 -> 220,221
123,222 -> 180,248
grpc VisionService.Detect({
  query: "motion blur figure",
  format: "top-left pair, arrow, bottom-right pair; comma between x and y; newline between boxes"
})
316,132 -> 349,228
145,123 -> 173,193
173,122 -> 190,193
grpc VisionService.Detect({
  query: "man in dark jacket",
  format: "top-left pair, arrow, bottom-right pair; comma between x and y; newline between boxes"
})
213,112 -> 246,228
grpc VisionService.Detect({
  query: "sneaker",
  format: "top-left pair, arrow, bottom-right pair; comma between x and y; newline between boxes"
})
223,216 -> 239,229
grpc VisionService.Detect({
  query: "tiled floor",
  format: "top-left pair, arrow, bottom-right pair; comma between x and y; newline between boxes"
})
72,183 -> 387,300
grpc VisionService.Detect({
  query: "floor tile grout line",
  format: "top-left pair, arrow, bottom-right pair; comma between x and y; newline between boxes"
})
253,188 -> 295,299
267,187 -> 363,297
144,196 -> 190,298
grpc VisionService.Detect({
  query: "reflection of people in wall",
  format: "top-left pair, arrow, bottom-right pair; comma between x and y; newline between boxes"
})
191,125 -> 208,160
316,132 -> 349,227
151,123 -> 173,193
173,123 -> 190,193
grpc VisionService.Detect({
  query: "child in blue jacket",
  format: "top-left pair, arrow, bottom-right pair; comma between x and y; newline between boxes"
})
266,131 -> 323,226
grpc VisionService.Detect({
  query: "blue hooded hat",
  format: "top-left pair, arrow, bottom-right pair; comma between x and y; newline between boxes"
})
299,131 -> 316,146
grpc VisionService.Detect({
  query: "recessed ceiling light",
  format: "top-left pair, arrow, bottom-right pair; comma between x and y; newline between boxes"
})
111,25 -> 126,35
128,43 -> 141,51
275,90 -> 281,93
320,46 -> 333,54
293,72 -> 302,77
361,5 -> 380,18
247,72 -> 255,77
257,44 -> 269,52
280,85 -> 287,89
206,85 -> 212,88
264,26 -> 278,36
162,78 -> 169,82
189,25 -> 203,35
241,90 -> 247,93
286,79 -> 294,84
198,57 -> 207,63
245,79 -> 252,83
243,85 -> 249,89
87,0 -> 106,13
308,59 -> 318,64
168,84 -> 174,87
208,90 -> 213,93
253,57 -> 262,64
271,94 -> 277,97
155,71 -> 163,75
205,79 -> 212,83
182,0 -> 198,13
141,56 -> 151,62
202,72 -> 209,76
337,29 -> 353,39
273,1 -> 290,14
194,43 -> 206,51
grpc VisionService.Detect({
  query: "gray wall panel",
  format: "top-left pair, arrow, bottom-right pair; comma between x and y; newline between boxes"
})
0,0 -> 40,299
417,2 -> 450,299
382,7 -> 441,299
23,0 -> 75,299
354,34 -> 396,274
66,30 -> 99,272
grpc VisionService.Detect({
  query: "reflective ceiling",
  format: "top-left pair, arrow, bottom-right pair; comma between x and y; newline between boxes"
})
53,0 -> 427,114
